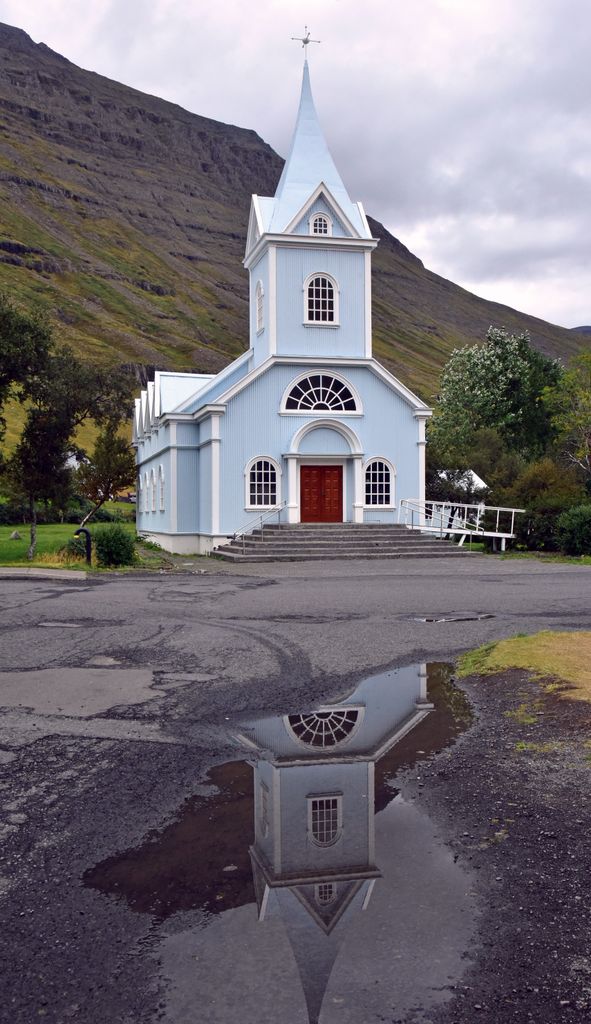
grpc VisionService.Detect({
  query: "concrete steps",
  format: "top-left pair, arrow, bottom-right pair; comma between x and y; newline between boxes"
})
214,523 -> 474,563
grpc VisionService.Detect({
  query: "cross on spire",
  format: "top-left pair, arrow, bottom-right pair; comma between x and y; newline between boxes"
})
291,26 -> 321,54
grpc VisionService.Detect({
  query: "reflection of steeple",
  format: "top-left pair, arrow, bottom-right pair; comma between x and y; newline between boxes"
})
276,883 -> 371,1024
234,662 -> 433,1023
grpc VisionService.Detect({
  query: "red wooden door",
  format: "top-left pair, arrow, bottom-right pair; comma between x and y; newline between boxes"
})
300,466 -> 343,523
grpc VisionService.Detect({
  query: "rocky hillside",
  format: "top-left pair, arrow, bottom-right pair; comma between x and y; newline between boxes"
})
0,22 -> 585,400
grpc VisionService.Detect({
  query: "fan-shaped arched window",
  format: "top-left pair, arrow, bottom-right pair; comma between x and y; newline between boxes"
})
285,374 -> 357,412
305,274 -> 338,324
287,708 -> 361,747
311,214 -> 329,235
255,280 -> 264,332
246,457 -> 280,507
365,459 -> 395,506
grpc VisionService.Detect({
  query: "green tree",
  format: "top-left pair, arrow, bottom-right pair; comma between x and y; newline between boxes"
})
0,293 -> 52,458
5,344 -> 135,558
543,352 -> 591,480
7,409 -> 73,558
76,426 -> 136,526
429,326 -> 562,462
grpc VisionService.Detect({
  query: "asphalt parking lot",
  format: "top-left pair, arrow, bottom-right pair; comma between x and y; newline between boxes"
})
1,554 -> 590,1023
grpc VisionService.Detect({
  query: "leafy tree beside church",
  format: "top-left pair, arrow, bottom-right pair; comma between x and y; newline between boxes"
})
429,326 -> 562,463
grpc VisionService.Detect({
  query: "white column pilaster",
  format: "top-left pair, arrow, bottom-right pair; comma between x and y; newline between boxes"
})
364,250 -> 372,358
211,413 -> 221,535
170,422 -> 178,533
353,454 -> 364,523
268,244 -> 277,356
285,454 -> 299,523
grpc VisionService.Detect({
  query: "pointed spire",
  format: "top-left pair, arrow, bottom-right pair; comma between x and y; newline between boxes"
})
270,61 -> 367,236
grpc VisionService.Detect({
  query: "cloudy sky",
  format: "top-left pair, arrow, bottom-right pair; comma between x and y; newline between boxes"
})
1,0 -> 589,328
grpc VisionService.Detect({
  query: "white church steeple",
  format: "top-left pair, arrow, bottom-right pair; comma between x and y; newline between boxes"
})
269,61 -> 370,238
244,59 -> 377,366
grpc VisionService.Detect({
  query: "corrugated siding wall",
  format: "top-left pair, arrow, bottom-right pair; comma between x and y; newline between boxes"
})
276,247 -> 366,359
216,362 -> 420,533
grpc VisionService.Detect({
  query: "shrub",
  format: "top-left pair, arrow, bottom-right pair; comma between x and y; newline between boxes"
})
93,524 -> 136,566
505,459 -> 588,551
58,536 -> 88,561
556,505 -> 591,556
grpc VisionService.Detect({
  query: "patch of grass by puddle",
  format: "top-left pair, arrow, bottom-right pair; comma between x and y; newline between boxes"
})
457,631 -> 591,703
514,740 -> 564,754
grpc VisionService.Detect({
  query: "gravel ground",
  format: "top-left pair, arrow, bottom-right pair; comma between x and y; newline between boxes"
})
401,669 -> 591,1024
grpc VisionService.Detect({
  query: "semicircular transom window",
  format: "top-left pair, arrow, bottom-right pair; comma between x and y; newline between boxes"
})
287,708 -> 360,747
285,374 -> 357,412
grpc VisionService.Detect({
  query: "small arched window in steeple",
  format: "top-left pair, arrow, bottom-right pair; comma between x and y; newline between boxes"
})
255,280 -> 264,332
305,274 -> 338,324
311,214 -> 330,236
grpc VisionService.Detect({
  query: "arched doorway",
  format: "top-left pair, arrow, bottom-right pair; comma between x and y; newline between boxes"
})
286,420 -> 364,525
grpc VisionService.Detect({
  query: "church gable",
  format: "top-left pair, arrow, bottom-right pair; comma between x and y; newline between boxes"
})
289,186 -> 356,238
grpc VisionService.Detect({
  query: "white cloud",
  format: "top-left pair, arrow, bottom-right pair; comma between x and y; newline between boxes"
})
0,0 -> 589,327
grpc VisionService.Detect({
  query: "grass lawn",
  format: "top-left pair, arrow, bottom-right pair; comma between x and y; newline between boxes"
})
0,522 -> 136,568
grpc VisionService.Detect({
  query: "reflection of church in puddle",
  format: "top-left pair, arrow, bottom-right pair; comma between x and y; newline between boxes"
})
234,664 -> 433,1024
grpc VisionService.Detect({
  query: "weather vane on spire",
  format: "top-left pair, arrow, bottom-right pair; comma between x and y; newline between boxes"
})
291,26 -> 321,54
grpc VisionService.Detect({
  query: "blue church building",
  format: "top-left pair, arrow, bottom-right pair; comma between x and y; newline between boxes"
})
134,61 -> 432,554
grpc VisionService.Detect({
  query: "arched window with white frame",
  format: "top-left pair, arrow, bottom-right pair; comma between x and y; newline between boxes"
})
364,459 -> 396,507
255,280 -> 264,332
158,464 -> 165,511
283,373 -> 358,413
143,472 -> 149,513
245,457 -> 281,508
309,213 -> 332,236
150,469 -> 156,512
304,273 -> 339,325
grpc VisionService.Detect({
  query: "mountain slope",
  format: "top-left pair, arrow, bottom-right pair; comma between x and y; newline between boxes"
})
0,22 -> 585,400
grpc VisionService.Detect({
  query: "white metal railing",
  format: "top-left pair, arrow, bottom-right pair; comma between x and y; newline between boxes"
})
398,499 -> 525,551
231,500 -> 288,554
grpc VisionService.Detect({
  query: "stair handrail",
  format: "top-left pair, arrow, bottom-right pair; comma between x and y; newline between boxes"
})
398,498 -> 525,544
231,500 -> 288,554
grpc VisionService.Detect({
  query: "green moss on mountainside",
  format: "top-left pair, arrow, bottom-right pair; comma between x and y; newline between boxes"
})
0,20 -> 585,408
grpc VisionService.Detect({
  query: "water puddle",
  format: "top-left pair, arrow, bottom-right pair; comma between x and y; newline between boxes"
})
414,613 -> 495,623
38,621 -> 83,628
85,663 -> 476,1023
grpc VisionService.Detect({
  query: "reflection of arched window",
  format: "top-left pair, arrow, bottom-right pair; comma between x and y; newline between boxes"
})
365,459 -> 395,506
288,708 -> 360,747
255,280 -> 264,332
315,882 -> 337,905
246,457 -> 279,507
285,374 -> 356,412
308,795 -> 342,847
259,781 -> 269,838
305,274 -> 338,324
